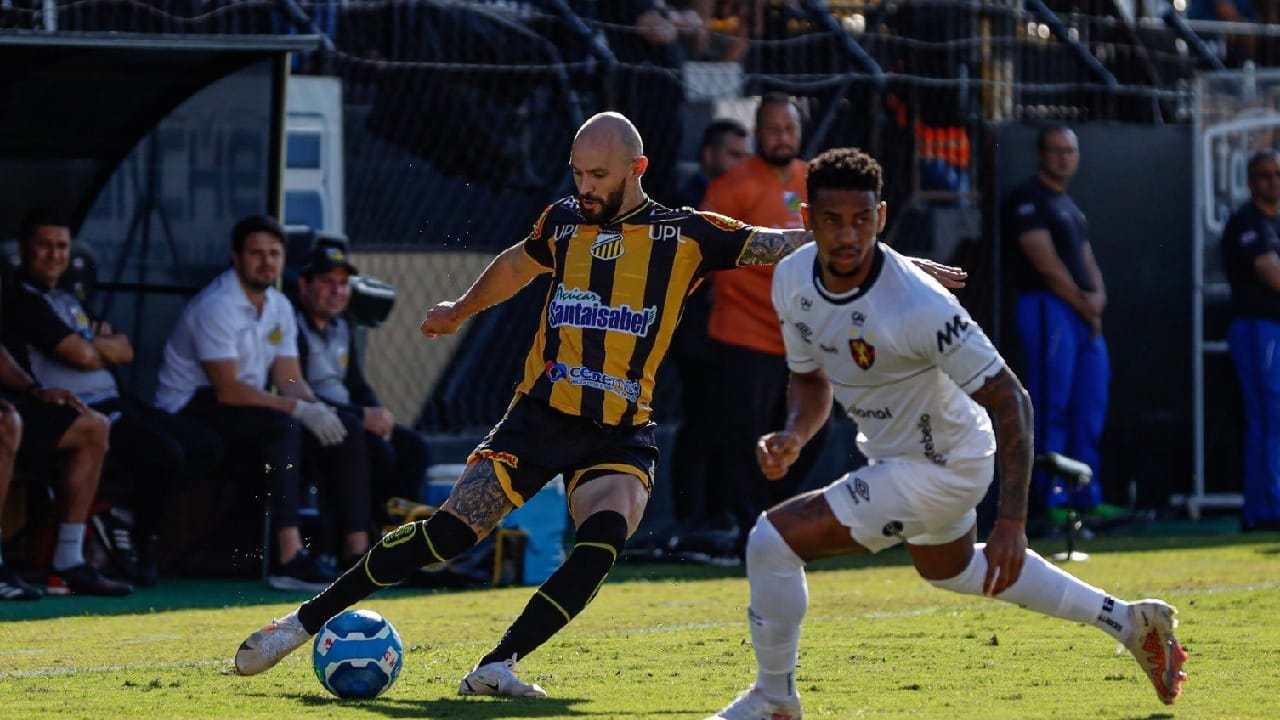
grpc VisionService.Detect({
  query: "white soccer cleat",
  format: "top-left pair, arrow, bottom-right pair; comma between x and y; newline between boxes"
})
1123,599 -> 1188,705
707,685 -> 802,720
234,609 -> 313,676
458,654 -> 547,697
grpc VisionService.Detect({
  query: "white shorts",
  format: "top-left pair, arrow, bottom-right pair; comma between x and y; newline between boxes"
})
822,455 -> 995,553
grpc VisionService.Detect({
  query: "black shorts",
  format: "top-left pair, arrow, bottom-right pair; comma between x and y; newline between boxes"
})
4,392 -> 80,472
468,394 -> 658,506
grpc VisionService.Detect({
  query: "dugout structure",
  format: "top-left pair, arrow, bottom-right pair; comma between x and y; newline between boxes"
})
1189,68 -> 1280,519
0,31 -> 319,400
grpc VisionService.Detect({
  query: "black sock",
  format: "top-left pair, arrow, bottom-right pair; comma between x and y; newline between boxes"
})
479,510 -> 628,666
298,511 -> 478,634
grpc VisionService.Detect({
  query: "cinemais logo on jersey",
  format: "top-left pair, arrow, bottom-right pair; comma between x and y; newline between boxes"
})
545,361 -> 641,402
548,284 -> 658,336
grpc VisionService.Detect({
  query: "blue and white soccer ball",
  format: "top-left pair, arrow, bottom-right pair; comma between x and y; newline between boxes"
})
312,609 -> 404,699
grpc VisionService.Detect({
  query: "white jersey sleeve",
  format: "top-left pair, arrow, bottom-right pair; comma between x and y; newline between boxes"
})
904,289 -> 1004,395
191,296 -> 243,363
773,245 -> 820,374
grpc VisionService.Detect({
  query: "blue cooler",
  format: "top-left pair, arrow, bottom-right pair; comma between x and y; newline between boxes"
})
422,465 -> 568,585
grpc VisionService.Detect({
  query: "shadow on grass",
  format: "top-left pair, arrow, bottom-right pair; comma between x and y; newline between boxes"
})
274,691 -> 693,718
2,530 -> 1276,623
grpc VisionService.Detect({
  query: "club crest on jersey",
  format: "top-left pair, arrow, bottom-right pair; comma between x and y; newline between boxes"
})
783,191 -> 802,213
849,337 -> 875,369
268,324 -> 283,345
591,230 -> 625,260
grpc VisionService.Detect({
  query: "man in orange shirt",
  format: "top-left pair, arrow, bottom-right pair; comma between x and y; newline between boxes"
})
702,93 -> 837,553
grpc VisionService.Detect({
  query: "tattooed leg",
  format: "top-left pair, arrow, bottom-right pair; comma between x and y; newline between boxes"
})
440,459 -> 516,536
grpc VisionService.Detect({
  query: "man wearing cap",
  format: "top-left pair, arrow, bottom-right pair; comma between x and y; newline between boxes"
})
155,214 -> 364,590
294,245 -> 429,536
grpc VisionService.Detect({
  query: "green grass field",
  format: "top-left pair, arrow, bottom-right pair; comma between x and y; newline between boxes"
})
1,531 -> 1277,719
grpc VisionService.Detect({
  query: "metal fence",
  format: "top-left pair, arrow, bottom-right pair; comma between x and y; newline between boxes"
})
0,0 -> 1225,431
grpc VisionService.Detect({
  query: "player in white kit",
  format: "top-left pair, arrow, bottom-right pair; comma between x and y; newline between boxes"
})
708,148 -> 1187,720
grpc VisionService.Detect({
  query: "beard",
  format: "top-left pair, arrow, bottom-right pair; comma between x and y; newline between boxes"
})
826,260 -> 861,278
761,145 -> 797,168
237,270 -> 275,292
579,183 -> 626,225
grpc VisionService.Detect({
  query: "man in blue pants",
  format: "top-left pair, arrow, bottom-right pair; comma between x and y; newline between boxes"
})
1003,125 -> 1120,521
1220,150 -> 1280,532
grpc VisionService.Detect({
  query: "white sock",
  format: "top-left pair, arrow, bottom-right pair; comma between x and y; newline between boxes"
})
928,544 -> 1130,642
52,522 -> 87,572
746,515 -> 807,700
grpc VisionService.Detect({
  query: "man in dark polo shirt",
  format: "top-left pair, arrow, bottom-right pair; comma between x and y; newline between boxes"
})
293,245 -> 428,543
1220,150 -> 1280,532
5,209 -> 223,587
0,209 -> 128,598
1003,125 -> 1120,522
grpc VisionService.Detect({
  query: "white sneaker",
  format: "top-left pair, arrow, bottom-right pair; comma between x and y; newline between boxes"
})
458,654 -> 547,697
707,685 -> 802,720
1123,599 -> 1188,705
234,610 -> 313,676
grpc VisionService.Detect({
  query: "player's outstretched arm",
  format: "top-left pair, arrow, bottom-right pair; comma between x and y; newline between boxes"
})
737,228 -> 813,266
969,367 -> 1033,595
421,242 -> 549,338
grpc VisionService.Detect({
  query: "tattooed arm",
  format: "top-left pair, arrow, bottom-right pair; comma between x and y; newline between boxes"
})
737,229 -> 968,290
969,366 -> 1034,596
737,228 -> 813,266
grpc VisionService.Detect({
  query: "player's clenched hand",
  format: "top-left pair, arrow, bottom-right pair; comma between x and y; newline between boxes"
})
420,301 -> 466,338
981,518 -> 1028,596
756,431 -> 802,481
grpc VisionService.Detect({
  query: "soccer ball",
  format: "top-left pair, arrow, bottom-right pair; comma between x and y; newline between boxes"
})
312,609 -> 404,699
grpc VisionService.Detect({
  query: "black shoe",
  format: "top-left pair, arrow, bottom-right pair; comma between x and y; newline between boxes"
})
91,506 -> 153,586
0,565 -> 42,601
268,550 -> 339,591
47,563 -> 133,597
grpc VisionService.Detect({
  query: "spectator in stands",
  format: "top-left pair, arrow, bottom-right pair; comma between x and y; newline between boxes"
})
677,118 -> 750,210
702,92 -> 834,553
292,244 -> 430,538
1187,0 -> 1258,66
154,214 -> 365,591
1002,126 -> 1121,523
593,1 -> 697,206
0,227 -> 122,598
3,210 -> 223,587
1220,149 -> 1280,532
665,117 -> 750,560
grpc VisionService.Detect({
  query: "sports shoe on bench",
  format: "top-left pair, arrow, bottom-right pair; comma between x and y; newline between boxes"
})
707,685 -> 802,720
47,563 -> 133,597
0,565 -> 42,601
458,654 -> 547,697
234,609 -> 313,675
1124,599 -> 1188,705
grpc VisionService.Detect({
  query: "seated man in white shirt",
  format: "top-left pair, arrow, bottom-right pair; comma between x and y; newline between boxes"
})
154,214 -> 360,591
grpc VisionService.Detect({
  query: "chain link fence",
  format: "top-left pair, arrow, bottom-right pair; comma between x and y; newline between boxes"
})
1,0 -> 1218,433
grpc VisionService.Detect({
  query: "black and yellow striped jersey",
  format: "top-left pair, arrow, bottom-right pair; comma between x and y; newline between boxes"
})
517,196 -> 762,426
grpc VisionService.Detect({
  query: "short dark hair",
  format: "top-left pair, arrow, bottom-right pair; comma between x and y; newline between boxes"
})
18,208 -> 71,243
700,118 -> 748,152
231,214 -> 285,254
807,147 -> 883,201
1036,124 -> 1074,152
755,91 -> 800,129
1247,150 -> 1280,182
